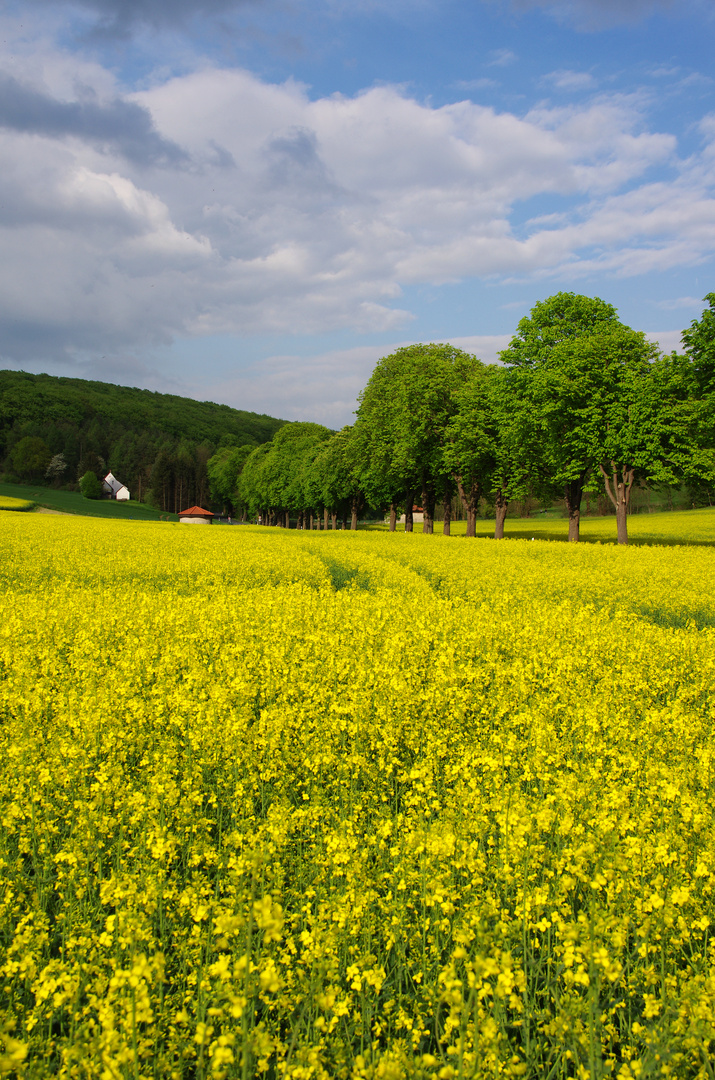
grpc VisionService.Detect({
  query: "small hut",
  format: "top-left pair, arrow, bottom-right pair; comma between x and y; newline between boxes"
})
103,471 -> 131,500
178,505 -> 214,524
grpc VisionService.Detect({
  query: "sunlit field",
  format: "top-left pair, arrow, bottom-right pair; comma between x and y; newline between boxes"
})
380,507 -> 715,547
2,514 -> 715,1079
0,495 -> 34,512
0,483 -> 178,521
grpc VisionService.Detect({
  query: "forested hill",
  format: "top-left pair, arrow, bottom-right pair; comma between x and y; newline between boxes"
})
0,369 -> 286,509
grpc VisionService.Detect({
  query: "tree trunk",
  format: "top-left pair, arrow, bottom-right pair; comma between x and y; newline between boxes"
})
331,512 -> 337,530
286,510 -> 291,528
443,489 -> 452,536
421,482 -> 436,534
324,507 -> 329,531
309,512 -> 314,530
600,462 -> 634,546
351,504 -> 358,530
404,488 -> 414,533
494,490 -> 508,540
389,503 -> 397,532
565,480 -> 584,542
456,477 -> 481,538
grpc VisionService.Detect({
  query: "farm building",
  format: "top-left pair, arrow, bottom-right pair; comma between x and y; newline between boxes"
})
103,472 -> 130,500
179,505 -> 214,524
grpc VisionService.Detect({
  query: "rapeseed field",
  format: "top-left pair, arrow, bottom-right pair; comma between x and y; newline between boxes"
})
2,514 -> 715,1079
0,497 -> 34,512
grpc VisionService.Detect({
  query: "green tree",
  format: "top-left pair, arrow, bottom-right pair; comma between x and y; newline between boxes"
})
79,470 -> 104,499
313,427 -> 366,530
355,344 -> 480,534
207,444 -> 256,516
678,294 -> 715,496
577,328 -> 669,544
239,425 -> 333,526
500,293 -> 628,542
444,365 -> 527,538
149,448 -> 175,512
272,423 -> 333,527
10,436 -> 52,481
239,444 -> 271,522
682,293 -> 715,395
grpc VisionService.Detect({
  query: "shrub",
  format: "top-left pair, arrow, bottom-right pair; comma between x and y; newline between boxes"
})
79,471 -> 104,500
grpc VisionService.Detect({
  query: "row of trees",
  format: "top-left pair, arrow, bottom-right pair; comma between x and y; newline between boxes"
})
229,292 -> 715,544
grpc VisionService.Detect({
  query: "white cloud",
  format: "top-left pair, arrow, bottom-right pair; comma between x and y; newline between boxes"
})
644,329 -> 684,354
447,334 -> 512,363
654,295 -> 706,310
488,48 -> 517,66
454,78 -> 498,91
196,333 -> 514,426
542,69 -> 596,91
0,47 -> 714,367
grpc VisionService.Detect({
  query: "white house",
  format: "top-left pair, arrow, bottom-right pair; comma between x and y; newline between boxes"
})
103,472 -> 131,501
397,505 -> 424,524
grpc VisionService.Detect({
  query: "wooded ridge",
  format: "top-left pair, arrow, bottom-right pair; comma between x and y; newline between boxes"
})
0,370 -> 285,512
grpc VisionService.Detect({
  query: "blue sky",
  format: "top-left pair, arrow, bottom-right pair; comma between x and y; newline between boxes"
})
1,0 -> 714,424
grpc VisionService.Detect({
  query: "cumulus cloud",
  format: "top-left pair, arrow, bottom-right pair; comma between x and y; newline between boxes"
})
0,57 -> 714,368
0,73 -> 187,165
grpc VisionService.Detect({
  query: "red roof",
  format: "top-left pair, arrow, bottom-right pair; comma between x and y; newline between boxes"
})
178,506 -> 213,516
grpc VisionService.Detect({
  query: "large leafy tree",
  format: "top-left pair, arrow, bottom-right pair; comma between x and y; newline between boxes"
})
569,328 -> 670,544
444,365 -> 528,538
313,427 -> 366,530
240,424 -> 333,526
677,294 -> 715,495
682,293 -> 715,396
207,443 -> 256,516
239,443 -> 271,521
273,423 -> 333,526
500,293 -> 644,542
355,343 -> 480,534
10,436 -> 52,481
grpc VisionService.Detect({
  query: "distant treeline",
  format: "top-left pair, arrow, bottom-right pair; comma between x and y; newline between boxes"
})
0,371 -> 285,511
234,292 -> 715,545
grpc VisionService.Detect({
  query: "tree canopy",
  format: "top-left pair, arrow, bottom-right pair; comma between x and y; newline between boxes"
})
499,294 -> 672,542
355,343 -> 480,533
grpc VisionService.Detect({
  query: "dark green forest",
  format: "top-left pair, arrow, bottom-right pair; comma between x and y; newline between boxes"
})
0,371 -> 285,512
